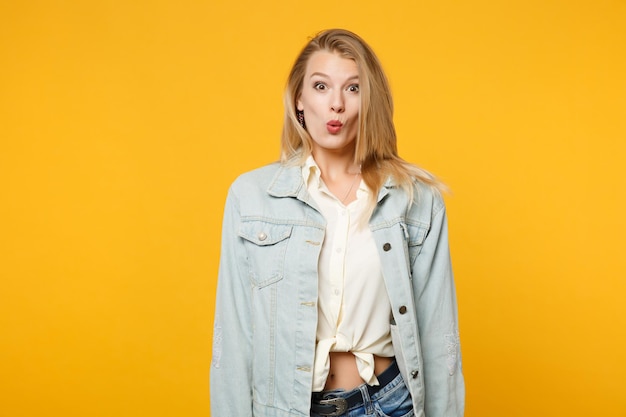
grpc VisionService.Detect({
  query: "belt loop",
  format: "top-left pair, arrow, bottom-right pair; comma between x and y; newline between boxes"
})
358,384 -> 373,414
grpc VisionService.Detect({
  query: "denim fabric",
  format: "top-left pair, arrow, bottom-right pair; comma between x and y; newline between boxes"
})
311,371 -> 414,417
210,163 -> 464,417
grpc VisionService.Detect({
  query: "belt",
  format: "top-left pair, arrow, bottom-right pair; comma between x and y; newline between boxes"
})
310,360 -> 399,416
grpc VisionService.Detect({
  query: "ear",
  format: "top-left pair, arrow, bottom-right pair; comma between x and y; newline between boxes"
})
296,97 -> 304,111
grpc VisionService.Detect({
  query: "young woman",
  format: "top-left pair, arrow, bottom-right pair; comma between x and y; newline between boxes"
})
211,29 -> 464,417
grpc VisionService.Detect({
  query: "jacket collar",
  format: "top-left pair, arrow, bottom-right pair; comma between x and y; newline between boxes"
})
267,164 -> 394,203
267,165 -> 304,198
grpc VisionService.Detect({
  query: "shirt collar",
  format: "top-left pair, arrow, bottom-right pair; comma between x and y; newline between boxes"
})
302,155 -> 372,202
302,155 -> 322,188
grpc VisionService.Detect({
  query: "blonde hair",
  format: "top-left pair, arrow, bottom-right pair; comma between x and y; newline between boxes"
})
281,28 -> 445,205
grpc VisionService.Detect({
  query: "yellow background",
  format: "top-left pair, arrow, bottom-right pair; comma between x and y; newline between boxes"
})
1,0 -> 625,416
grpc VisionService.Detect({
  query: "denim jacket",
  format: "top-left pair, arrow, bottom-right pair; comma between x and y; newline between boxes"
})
210,162 -> 464,417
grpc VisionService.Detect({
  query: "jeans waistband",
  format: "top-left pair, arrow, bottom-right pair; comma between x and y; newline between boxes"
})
311,359 -> 400,416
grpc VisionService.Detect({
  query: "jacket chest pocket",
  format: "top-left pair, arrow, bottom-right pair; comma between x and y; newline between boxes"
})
403,221 -> 429,265
238,220 -> 293,288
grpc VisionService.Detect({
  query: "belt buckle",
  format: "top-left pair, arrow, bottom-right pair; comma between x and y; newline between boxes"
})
319,397 -> 348,416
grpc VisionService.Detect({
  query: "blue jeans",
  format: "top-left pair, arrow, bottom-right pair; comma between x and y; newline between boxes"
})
310,362 -> 414,417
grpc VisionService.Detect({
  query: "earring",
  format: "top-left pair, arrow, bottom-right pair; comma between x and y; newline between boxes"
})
296,109 -> 306,129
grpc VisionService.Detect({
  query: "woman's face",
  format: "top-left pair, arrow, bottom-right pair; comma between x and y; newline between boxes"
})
297,51 -> 360,156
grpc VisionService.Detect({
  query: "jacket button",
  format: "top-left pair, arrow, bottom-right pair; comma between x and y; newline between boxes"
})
399,306 -> 407,314
411,370 -> 419,379
258,232 -> 267,241
383,243 -> 392,251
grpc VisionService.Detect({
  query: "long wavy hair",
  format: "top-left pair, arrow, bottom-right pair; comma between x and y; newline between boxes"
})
281,29 -> 445,205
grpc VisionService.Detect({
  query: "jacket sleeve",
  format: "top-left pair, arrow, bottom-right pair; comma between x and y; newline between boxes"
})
210,187 -> 254,416
412,198 -> 465,416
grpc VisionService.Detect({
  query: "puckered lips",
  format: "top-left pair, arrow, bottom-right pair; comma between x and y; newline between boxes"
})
326,119 -> 343,134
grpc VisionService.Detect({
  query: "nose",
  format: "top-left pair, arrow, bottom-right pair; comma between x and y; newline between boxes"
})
330,91 -> 344,113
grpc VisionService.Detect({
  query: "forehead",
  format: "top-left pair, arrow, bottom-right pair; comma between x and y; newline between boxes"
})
304,50 -> 359,77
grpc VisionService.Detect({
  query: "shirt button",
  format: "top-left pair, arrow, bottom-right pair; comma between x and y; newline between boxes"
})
383,243 -> 392,251
411,370 -> 419,379
399,306 -> 407,314
334,289 -> 340,296
257,232 -> 267,241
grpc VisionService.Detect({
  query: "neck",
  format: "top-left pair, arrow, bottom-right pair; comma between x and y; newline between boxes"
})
311,150 -> 360,181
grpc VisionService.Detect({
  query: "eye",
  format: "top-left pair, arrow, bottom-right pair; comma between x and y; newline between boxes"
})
314,82 -> 327,91
347,84 -> 360,93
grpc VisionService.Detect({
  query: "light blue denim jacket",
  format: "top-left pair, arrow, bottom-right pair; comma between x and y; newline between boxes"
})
211,162 -> 464,417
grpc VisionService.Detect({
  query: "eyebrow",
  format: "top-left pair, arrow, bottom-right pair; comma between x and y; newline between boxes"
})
310,72 -> 359,82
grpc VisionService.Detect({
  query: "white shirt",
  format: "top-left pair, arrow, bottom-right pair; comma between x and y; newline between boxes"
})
303,156 -> 394,392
